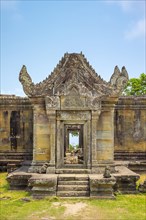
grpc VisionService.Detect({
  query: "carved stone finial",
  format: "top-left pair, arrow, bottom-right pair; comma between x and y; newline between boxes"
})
109,65 -> 129,95
103,166 -> 111,178
38,162 -> 50,174
19,65 -> 34,96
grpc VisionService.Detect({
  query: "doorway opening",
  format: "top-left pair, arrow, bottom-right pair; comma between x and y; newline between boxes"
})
64,125 -> 84,164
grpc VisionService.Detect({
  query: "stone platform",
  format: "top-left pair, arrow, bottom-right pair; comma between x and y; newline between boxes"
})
7,166 -> 139,199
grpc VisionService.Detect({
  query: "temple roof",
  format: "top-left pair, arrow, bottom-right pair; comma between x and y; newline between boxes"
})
19,52 -> 128,98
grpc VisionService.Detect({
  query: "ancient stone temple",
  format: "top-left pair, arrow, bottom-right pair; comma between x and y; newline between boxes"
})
19,52 -> 128,174
2,52 -> 145,198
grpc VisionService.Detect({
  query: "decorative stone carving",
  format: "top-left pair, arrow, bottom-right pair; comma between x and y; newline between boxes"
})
92,98 -> 101,109
64,96 -> 84,108
56,110 -> 91,121
19,53 -> 129,98
19,65 -> 34,97
38,162 -> 50,174
103,166 -> 111,178
45,96 -> 60,110
110,66 -> 129,95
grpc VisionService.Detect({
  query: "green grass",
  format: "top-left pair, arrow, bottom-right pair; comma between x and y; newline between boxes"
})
0,173 -> 146,220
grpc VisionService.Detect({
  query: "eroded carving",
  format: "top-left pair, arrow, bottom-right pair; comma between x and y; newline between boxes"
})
19,53 -> 128,98
45,96 -> 60,109
110,66 -> 129,95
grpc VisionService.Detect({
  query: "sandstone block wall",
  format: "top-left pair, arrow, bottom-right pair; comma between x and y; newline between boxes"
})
114,96 -> 146,160
0,95 -> 33,161
0,95 -> 146,162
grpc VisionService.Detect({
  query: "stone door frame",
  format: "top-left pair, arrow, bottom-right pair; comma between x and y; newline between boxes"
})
56,110 -> 91,169
64,124 -> 83,158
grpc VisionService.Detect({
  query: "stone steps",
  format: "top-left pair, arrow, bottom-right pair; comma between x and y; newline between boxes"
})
57,174 -> 89,197
57,191 -> 89,197
58,185 -> 89,191
56,169 -> 91,174
58,180 -> 88,185
58,174 -> 89,181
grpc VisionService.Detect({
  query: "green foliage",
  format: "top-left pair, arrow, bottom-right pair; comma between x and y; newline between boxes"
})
69,144 -> 79,151
123,73 -> 146,96
70,130 -> 79,137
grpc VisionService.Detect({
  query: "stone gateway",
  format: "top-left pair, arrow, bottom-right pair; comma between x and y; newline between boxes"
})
1,53 -> 144,198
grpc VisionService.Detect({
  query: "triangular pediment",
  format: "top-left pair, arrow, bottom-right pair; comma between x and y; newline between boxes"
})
19,53 -> 129,97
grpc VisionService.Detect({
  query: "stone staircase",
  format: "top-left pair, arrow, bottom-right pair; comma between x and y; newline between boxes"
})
57,174 -> 90,197
56,168 -> 91,174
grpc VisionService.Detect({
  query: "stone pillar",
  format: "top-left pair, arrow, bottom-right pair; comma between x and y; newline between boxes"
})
91,97 -> 118,173
86,120 -> 91,168
91,110 -> 101,166
46,110 -> 56,173
96,109 -> 115,164
28,98 -> 50,173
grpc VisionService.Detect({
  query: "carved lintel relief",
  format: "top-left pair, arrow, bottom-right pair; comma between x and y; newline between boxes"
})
56,111 -> 91,121
61,96 -> 85,109
45,96 -> 60,112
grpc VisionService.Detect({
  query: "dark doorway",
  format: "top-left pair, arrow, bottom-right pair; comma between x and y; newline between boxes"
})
10,111 -> 20,151
64,125 -> 83,164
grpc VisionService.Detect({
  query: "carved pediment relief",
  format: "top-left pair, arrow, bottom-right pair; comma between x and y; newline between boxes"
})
66,84 -> 80,96
19,53 -> 129,98
61,95 -> 85,110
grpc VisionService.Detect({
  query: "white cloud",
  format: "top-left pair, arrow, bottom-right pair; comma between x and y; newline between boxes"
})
125,18 -> 146,39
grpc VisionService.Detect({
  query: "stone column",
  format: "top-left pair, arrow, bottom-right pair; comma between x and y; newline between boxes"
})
92,97 -> 118,173
86,120 -> 91,169
45,96 -> 60,173
91,110 -> 101,166
28,98 -> 50,173
96,109 -> 115,164
46,110 -> 56,173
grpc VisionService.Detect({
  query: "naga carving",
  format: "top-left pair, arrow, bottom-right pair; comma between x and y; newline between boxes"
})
109,66 -> 129,95
19,53 -> 129,98
19,65 -> 34,96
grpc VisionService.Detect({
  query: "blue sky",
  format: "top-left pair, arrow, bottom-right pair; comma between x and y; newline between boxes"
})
1,0 -> 145,96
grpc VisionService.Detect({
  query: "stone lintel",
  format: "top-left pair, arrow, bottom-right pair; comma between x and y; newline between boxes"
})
30,97 -> 45,106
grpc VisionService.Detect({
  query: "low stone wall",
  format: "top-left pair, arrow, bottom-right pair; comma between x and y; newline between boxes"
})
7,172 -> 33,190
28,174 -> 57,199
113,166 -> 140,194
89,174 -> 116,199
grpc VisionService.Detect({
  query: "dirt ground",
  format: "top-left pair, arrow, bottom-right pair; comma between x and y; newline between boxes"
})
29,201 -> 107,220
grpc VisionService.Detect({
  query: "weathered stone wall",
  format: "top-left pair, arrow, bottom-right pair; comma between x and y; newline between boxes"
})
0,95 -> 146,163
114,96 -> 146,160
0,95 -> 33,162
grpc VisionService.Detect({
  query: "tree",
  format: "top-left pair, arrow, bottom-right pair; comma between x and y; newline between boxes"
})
123,73 -> 146,96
